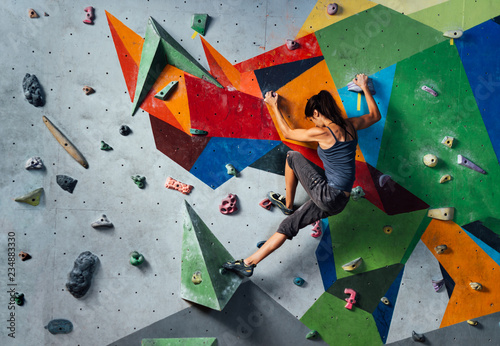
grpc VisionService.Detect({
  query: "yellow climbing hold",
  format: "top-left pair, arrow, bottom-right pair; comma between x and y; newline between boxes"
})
14,188 -> 44,206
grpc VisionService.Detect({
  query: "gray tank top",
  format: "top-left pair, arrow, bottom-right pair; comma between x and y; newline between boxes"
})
317,126 -> 357,192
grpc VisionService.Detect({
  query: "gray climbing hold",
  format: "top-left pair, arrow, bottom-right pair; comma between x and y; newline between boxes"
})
66,251 -> 99,298
91,214 -> 113,228
347,78 -> 376,95
45,319 -> 73,334
225,163 -> 237,176
379,174 -> 391,187
350,186 -> 365,201
56,175 -> 78,194
23,73 -> 44,107
119,125 -> 131,136
457,154 -> 486,174
25,156 -> 44,170
412,331 -> 425,342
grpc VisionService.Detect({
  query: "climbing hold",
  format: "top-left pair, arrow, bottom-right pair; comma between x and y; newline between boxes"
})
379,174 -> 391,187
14,188 -> 43,206
130,251 -> 145,266
219,193 -> 238,214
19,251 -> 31,261
311,220 -> 322,238
347,78 -> 376,95
259,198 -> 272,210
83,6 -> 94,25
421,85 -> 438,97
23,73 -> 44,107
119,125 -> 131,136
470,282 -> 483,291
100,141 -> 113,151
191,14 -> 209,36
350,186 -> 365,201
131,175 -> 146,189
327,3 -> 339,15
91,214 -> 113,228
441,136 -> 455,148
154,80 -> 178,100
344,288 -> 357,310
191,271 -> 202,285
457,154 -> 486,174
45,319 -> 73,334
82,86 -> 95,95
189,128 -> 208,135
293,277 -> 305,286
165,177 -> 193,195
381,297 -> 390,305
383,225 -> 393,234
15,292 -> 24,306
412,331 -> 425,342
225,163 -> 237,177
66,251 -> 99,298
256,240 -> 266,248
306,330 -> 319,339
439,174 -> 452,184
44,12 -> 49,17
423,154 -> 438,167
28,9 -> 39,18
434,244 -> 448,254
432,278 -> 445,292
43,116 -> 89,168
427,207 -> 454,221
286,39 -> 299,50
342,257 -> 363,271
443,30 -> 463,39
467,320 -> 478,326
25,156 -> 43,170
57,175 -> 78,194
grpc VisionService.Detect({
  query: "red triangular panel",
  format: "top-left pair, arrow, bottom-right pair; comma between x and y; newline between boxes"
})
353,160 -> 385,213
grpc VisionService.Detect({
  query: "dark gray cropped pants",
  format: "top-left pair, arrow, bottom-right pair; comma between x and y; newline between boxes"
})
277,151 -> 349,239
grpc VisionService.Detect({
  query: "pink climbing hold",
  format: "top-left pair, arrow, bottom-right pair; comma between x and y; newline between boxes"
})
286,39 -> 299,51
344,288 -> 357,310
83,6 -> 95,25
259,198 -> 272,210
421,85 -> 438,97
219,194 -> 238,215
165,177 -> 193,195
311,220 -> 322,238
327,3 -> 339,15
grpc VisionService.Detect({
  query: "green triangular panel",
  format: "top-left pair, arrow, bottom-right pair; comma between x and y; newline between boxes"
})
150,17 -> 222,88
327,263 -> 404,314
131,18 -> 166,116
14,187 -> 43,206
142,337 -> 217,346
300,292 -> 382,345
180,201 -> 242,311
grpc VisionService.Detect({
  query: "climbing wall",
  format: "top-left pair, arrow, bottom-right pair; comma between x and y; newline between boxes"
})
1,1 -> 500,345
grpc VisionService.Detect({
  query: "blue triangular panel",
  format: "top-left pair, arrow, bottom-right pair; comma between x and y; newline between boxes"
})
315,218 -> 336,291
456,20 -> 500,163
372,266 -> 404,344
190,137 -> 281,189
338,64 -> 396,168
254,56 -> 324,95
463,228 -> 500,267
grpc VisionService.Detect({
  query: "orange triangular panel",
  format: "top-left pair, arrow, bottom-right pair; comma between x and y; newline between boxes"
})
200,36 -> 241,90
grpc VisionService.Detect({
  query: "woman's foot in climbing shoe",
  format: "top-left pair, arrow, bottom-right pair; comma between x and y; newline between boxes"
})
222,259 -> 255,277
268,191 -> 294,215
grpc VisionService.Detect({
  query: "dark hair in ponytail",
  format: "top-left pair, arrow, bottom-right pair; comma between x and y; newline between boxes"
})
305,90 -> 353,138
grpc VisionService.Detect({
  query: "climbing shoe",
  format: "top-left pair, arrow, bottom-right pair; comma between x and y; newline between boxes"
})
222,259 -> 255,277
268,191 -> 293,215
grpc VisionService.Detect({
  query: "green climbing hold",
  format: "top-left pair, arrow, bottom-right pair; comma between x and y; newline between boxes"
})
131,175 -> 146,189
306,330 -> 318,339
154,81 -> 178,100
15,292 -> 24,306
350,186 -> 365,201
191,14 -> 208,36
225,163 -> 237,177
190,128 -> 208,135
130,251 -> 145,266
14,188 -> 43,206
100,141 -> 113,151
142,338 -> 217,346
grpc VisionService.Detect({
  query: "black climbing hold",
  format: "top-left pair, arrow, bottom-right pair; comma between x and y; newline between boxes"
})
56,175 -> 78,194
66,251 -> 99,298
119,125 -> 131,136
23,73 -> 45,107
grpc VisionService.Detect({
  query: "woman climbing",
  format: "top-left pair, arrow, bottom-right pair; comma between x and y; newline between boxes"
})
223,74 -> 381,277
